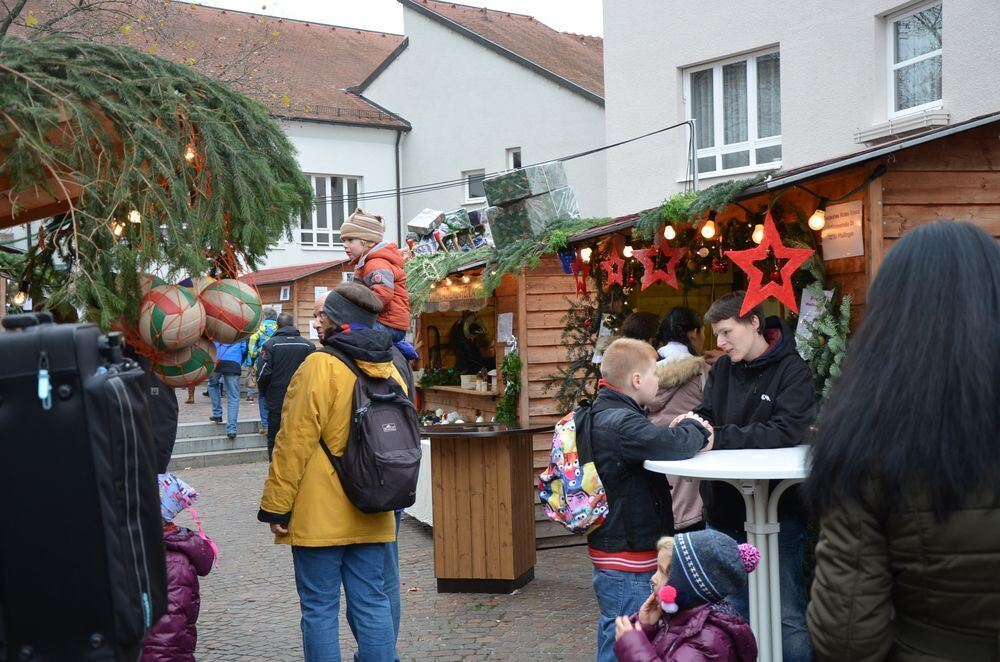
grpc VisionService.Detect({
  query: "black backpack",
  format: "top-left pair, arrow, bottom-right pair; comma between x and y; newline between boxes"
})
319,347 -> 422,513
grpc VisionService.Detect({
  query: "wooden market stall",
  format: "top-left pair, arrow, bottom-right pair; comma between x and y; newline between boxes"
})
243,259 -> 352,340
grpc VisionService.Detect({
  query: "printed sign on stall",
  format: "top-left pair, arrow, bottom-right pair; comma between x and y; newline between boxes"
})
821,200 -> 864,260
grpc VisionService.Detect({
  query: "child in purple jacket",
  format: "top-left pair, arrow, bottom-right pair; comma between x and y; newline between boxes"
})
614,530 -> 759,662
142,474 -> 217,662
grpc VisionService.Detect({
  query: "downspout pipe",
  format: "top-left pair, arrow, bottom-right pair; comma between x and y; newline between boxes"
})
395,129 -> 403,246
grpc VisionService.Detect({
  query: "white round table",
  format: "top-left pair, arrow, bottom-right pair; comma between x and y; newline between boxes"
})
645,446 -> 809,662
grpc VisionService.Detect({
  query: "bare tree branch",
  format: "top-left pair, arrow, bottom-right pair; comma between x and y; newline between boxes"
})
0,0 -> 32,37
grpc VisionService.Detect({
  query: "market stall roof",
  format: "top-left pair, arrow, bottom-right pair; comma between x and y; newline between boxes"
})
242,259 -> 349,285
736,110 -> 1000,199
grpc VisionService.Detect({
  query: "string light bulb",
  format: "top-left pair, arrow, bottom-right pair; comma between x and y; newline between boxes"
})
430,282 -> 437,289
110,221 -> 125,238
461,274 -> 471,284
444,277 -> 453,286
128,209 -> 142,224
808,199 -> 828,231
663,225 -> 677,241
579,247 -> 593,264
12,290 -> 27,306
184,144 -> 197,163
700,210 -> 718,239
622,245 -> 634,258
752,224 -> 765,244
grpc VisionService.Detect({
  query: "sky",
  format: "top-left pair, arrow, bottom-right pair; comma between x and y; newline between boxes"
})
190,0 -> 604,36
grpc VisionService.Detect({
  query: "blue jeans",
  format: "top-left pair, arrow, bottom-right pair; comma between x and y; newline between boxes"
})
257,392 -> 268,429
292,544 -> 396,662
712,516 -> 812,662
592,566 -> 654,662
374,322 -> 406,343
208,372 -> 240,435
351,511 -> 401,662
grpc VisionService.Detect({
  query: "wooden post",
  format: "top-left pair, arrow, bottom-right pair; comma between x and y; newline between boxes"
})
515,272 -> 530,427
0,276 -> 6,327
866,172 -> 885,286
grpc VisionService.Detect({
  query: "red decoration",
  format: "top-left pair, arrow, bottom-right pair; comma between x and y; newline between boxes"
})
599,248 -> 625,286
634,244 -> 687,290
725,212 -> 815,315
573,261 -> 590,296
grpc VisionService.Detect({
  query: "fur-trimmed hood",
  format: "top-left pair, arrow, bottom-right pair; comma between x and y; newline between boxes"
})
656,354 -> 706,390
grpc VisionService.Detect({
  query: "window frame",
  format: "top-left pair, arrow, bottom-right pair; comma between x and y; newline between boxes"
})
506,147 -> 522,170
683,47 -> 782,177
279,285 -> 291,301
300,173 -> 362,249
886,1 -> 943,119
463,168 -> 487,204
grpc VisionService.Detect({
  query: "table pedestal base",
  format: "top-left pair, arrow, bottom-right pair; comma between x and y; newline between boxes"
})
436,568 -> 535,594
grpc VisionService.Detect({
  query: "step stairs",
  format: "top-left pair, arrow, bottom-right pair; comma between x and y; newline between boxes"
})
168,418 -> 268,470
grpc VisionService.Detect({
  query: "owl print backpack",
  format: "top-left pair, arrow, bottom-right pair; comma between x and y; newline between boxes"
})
536,401 -> 608,535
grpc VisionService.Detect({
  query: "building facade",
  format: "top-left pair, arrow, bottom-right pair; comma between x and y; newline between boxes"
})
603,0 -> 1000,215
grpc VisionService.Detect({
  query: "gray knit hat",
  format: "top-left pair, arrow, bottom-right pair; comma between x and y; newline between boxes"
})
667,529 -> 759,609
340,208 -> 384,244
323,283 -> 381,328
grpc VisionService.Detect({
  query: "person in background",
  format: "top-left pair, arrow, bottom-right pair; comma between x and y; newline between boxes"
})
340,208 -> 411,343
619,311 -> 660,346
806,221 -> 1000,661
587,338 -> 714,662
208,340 -> 246,441
685,292 -> 816,662
648,307 -> 710,534
246,307 -> 278,434
256,312 -> 314,459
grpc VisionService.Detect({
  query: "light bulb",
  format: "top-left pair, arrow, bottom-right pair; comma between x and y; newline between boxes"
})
12,290 -> 27,306
700,220 -> 717,239
110,221 -> 125,238
808,206 -> 827,231
184,144 -> 197,162
444,277 -> 453,286
579,247 -> 592,264
461,274 -> 470,284
752,224 -> 765,244
663,225 -> 676,241
430,282 -> 437,290
128,209 -> 142,224
622,245 -> 634,258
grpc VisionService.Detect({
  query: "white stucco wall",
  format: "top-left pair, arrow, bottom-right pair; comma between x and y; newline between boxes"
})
262,120 -> 402,269
604,0 -> 1000,216
364,8 -> 607,224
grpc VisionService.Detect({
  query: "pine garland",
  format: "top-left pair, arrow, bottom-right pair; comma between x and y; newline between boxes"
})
494,349 -> 522,424
796,258 -> 852,402
0,37 -> 313,327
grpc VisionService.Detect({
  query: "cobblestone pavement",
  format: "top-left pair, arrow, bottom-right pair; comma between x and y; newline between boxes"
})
174,462 -> 599,661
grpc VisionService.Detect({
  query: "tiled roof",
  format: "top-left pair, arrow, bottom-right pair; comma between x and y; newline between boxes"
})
396,0 -> 604,103
242,259 -> 348,285
16,2 -> 411,129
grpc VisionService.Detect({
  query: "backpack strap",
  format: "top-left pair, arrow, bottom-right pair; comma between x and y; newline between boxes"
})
573,400 -> 597,465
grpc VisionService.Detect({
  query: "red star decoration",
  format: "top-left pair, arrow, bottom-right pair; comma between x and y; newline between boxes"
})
599,248 -> 625,286
634,244 -> 687,290
725,211 -> 815,315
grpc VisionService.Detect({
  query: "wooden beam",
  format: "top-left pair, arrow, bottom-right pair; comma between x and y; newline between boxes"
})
867,175 -> 885,286
516,272 -> 530,427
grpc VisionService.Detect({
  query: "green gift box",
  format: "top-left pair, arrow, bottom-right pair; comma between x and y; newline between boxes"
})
483,161 -> 568,207
489,187 -> 580,249
443,208 -> 472,232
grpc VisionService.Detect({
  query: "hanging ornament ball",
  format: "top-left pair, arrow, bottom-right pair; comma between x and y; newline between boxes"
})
140,273 -> 167,295
153,338 -> 217,387
687,259 -> 699,271
187,275 -> 216,297
697,247 -> 711,258
138,284 -> 206,351
584,318 -> 592,328
200,278 -> 263,343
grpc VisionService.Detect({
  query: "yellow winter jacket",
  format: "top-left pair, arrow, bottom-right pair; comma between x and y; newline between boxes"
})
258,334 -> 407,547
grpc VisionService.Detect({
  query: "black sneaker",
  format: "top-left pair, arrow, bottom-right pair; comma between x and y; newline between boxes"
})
227,432 -> 237,441
210,416 -> 222,423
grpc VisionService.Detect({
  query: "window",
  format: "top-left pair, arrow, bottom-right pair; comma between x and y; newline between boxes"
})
464,169 -> 486,201
685,49 -> 781,176
506,147 -> 522,170
279,285 -> 290,301
300,174 -> 361,247
888,2 -> 942,117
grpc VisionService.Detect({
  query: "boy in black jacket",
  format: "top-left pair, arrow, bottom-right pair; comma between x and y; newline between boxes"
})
587,338 -> 713,662
686,292 -> 816,662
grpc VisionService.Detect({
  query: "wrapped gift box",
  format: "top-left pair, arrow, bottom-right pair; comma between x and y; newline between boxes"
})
408,208 -> 445,235
489,187 -> 580,249
483,161 -> 568,207
443,208 -> 472,232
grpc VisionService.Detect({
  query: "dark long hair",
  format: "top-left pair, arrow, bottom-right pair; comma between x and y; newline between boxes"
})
806,221 -> 1000,519
656,307 -> 702,356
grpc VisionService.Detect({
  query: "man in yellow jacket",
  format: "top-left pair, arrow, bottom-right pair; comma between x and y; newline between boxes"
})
258,282 -> 405,662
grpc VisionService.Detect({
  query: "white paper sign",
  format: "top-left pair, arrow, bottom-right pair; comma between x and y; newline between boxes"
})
271,303 -> 282,314
341,271 -> 354,283
591,318 -> 615,364
796,288 -> 834,356
820,200 -> 864,260
310,286 -> 328,339
496,312 -> 514,344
